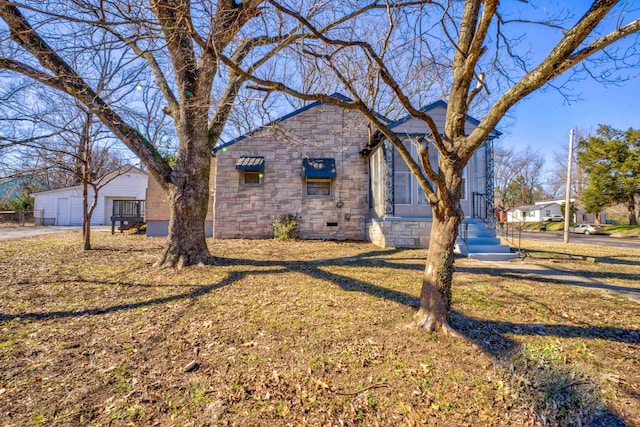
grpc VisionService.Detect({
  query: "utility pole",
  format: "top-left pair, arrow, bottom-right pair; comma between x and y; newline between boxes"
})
563,129 -> 574,244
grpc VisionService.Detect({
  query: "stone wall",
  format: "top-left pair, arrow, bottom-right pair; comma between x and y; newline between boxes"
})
366,217 -> 433,248
213,103 -> 370,240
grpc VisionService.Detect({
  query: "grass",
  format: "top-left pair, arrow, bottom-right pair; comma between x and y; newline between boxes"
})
0,231 -> 638,426
604,224 -> 640,236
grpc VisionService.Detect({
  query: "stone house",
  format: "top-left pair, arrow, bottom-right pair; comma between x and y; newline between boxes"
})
146,95 -> 500,248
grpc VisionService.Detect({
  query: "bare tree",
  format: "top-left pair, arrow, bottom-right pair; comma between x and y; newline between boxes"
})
494,146 -> 546,208
0,1 -> 394,267
5,96 -> 133,249
1,31 -> 150,249
223,1 -> 640,331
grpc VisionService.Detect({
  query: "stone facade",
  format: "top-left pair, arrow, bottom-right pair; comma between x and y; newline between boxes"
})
143,98 -> 498,248
366,217 -> 432,248
213,103 -> 370,240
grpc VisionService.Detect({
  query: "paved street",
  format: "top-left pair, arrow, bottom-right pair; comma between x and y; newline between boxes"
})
505,230 -> 640,250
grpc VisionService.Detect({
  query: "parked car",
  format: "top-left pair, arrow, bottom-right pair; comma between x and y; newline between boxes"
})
542,214 -> 564,222
568,224 -> 606,235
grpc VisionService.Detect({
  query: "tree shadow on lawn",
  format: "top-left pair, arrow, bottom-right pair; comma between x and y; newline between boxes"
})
455,265 -> 640,296
0,269 -> 282,322
1,249 -> 635,424
217,252 -> 634,423
523,248 -> 640,267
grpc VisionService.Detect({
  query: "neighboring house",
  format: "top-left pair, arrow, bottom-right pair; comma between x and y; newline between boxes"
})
507,203 -> 562,223
0,176 -> 48,206
534,199 -> 606,224
146,95 -> 500,248
33,168 -> 148,226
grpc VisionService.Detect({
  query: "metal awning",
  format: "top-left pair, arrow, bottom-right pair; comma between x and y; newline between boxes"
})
235,156 -> 264,172
302,158 -> 336,178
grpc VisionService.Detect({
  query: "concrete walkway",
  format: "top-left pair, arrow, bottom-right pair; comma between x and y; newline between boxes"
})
0,226 -> 112,241
467,258 -> 640,305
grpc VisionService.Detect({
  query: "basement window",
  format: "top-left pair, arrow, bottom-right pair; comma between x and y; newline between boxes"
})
236,156 -> 264,186
243,171 -> 263,185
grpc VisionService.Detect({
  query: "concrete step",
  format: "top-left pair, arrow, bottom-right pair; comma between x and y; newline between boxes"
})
468,252 -> 520,261
458,237 -> 501,245
456,219 -> 520,261
463,231 -> 497,238
466,244 -> 512,253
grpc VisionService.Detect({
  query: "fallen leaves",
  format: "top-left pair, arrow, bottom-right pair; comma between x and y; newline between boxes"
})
0,233 -> 638,425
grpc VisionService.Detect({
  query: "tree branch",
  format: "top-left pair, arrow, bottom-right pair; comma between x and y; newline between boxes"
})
0,2 -> 172,189
467,1 -> 639,157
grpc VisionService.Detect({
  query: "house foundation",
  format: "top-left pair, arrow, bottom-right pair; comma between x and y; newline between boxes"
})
366,217 -> 433,248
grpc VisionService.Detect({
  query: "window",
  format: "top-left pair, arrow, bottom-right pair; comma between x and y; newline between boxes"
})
394,140 -> 412,205
243,171 -> 263,185
306,178 -> 331,196
417,140 -> 438,205
394,173 -> 411,204
460,167 -> 467,200
369,149 -> 385,209
303,158 -> 336,197
236,156 -> 265,186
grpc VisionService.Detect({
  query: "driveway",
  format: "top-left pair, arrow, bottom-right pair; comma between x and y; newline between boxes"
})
0,226 -> 112,241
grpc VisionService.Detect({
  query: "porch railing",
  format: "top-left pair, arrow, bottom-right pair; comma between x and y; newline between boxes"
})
111,200 -> 145,234
496,220 -> 523,256
472,192 -> 496,225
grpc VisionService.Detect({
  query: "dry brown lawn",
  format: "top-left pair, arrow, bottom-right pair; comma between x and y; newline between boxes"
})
0,232 -> 638,426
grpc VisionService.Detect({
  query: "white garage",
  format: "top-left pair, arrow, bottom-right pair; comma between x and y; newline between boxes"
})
33,169 -> 148,226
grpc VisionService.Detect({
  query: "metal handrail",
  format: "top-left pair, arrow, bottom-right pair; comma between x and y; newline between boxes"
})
458,219 -> 469,256
472,192 -> 497,227
497,220 -> 523,256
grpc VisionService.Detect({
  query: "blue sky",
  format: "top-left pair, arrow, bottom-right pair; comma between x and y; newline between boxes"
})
497,78 -> 640,165
493,0 -> 640,170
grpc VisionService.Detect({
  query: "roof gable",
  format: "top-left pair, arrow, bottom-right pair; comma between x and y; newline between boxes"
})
32,167 -> 146,195
388,100 -> 501,137
360,100 -> 502,156
513,203 -> 555,212
215,93 -> 390,153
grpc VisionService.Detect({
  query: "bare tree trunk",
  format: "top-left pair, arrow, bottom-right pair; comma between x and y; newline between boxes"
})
410,212 -> 461,332
628,193 -> 638,225
82,111 -> 91,250
410,162 -> 464,332
84,219 -> 91,250
155,129 -> 213,269
83,178 -> 90,250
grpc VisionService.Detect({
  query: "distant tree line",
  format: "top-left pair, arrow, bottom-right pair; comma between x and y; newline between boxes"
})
494,125 -> 640,226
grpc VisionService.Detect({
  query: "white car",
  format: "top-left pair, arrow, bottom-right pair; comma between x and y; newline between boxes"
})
568,224 -> 606,235
542,214 -> 564,222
